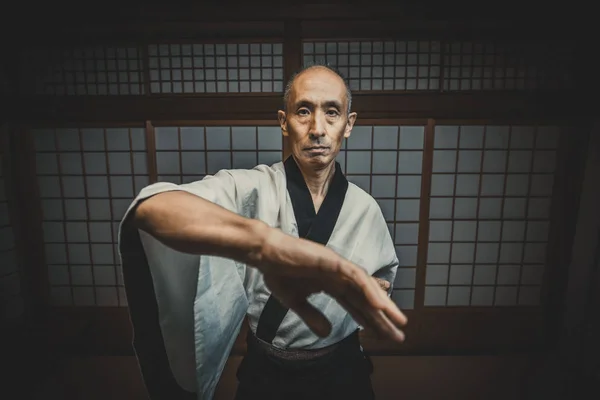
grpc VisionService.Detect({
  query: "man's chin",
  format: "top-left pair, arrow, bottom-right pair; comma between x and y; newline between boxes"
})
297,154 -> 336,169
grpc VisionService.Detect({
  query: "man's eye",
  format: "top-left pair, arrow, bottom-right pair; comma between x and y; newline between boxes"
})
327,110 -> 339,116
298,109 -> 309,115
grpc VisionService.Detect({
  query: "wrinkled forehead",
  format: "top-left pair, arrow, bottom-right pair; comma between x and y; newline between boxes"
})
288,67 -> 348,107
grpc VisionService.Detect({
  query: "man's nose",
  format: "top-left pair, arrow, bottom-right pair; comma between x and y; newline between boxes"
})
309,112 -> 326,138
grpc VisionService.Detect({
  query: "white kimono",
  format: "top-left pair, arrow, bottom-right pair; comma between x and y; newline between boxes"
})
118,159 -> 398,400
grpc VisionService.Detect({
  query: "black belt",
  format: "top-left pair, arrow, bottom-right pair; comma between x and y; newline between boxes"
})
246,329 -> 361,362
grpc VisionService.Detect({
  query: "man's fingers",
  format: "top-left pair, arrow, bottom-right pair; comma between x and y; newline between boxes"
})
289,299 -> 332,338
354,269 -> 408,327
369,276 -> 408,334
329,263 -> 408,342
371,279 -> 408,327
338,290 -> 405,343
352,295 -> 405,343
382,296 -> 408,328
373,308 -> 406,342
344,276 -> 407,342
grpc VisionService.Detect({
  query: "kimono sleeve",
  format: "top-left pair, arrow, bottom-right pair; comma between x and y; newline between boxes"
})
369,202 -> 399,297
117,170 -> 258,396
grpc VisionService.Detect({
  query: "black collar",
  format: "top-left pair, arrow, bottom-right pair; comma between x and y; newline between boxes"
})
283,156 -> 348,244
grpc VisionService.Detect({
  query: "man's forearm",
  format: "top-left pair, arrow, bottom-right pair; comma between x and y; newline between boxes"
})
133,190 -> 269,266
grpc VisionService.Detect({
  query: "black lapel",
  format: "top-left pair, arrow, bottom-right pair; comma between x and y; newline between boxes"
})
284,155 -> 316,238
255,156 -> 348,344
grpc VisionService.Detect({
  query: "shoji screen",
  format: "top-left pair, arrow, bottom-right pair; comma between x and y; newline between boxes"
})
440,42 -> 569,91
147,43 -> 284,94
303,40 -> 441,91
32,126 -> 148,307
22,45 -> 145,96
1,139 -> 24,321
20,41 -> 285,97
301,40 -> 572,92
426,124 -> 559,308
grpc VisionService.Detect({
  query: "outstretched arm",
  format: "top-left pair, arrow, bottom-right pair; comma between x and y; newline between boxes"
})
133,190 -> 407,343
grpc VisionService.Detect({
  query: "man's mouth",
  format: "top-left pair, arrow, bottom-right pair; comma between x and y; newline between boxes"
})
305,146 -> 329,150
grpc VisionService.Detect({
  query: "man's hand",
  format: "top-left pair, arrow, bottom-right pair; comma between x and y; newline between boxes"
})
253,225 -> 407,343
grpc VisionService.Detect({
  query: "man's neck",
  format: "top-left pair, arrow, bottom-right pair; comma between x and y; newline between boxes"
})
295,158 -> 336,199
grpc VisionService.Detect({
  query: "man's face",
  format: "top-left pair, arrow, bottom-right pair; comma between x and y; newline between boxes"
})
278,67 -> 357,171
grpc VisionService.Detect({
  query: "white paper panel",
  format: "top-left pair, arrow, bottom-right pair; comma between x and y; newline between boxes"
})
426,124 -> 561,307
33,127 -> 146,307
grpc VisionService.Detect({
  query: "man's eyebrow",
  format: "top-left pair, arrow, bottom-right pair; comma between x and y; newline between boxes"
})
292,100 -> 313,109
292,99 -> 344,109
323,100 -> 343,109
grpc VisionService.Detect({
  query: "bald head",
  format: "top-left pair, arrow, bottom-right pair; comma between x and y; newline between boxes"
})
283,64 -> 352,114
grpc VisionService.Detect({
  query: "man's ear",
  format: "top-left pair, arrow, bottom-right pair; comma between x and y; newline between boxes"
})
278,110 -> 288,136
344,112 -> 358,139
